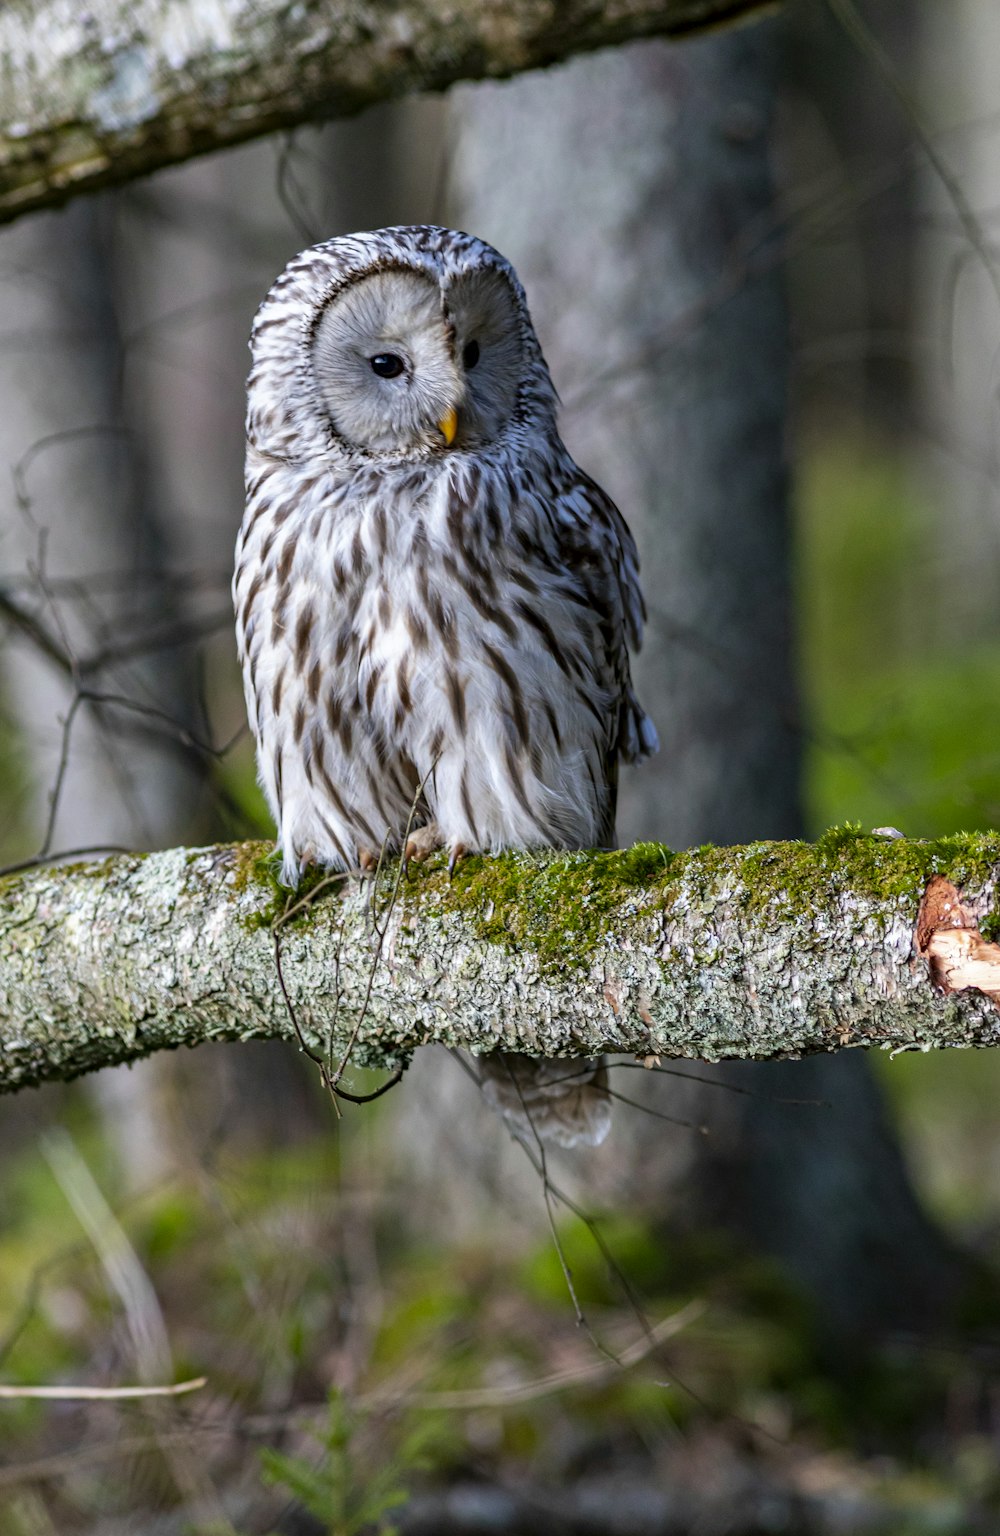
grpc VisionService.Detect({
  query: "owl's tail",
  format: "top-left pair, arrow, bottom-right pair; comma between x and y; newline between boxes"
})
475,1052 -> 611,1148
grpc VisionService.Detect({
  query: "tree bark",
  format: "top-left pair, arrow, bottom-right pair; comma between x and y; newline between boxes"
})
2,836 -> 1000,1096
0,0 -> 777,227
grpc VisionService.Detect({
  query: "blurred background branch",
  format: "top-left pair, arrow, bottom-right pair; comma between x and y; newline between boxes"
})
0,0 -> 776,226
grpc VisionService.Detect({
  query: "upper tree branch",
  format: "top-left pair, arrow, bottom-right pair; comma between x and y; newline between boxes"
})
0,0 -> 776,226
2,833 -> 1000,1097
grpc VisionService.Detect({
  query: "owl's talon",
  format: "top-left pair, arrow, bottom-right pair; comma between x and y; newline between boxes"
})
403,823 -> 443,878
357,846 -> 378,874
447,842 -> 468,879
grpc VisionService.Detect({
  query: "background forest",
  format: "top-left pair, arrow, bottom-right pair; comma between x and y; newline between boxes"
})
2,0 -> 1000,1531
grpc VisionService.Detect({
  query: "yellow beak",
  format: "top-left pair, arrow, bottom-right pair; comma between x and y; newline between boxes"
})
437,406 -> 458,448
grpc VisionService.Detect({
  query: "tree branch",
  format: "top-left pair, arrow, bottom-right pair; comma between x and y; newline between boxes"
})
0,0 -> 777,226
2,833 -> 1000,1096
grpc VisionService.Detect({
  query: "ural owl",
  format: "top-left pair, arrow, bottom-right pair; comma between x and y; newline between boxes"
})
235,226 -> 656,1147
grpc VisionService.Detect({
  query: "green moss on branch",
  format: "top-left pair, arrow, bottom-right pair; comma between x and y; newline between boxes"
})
4,833 -> 1000,1098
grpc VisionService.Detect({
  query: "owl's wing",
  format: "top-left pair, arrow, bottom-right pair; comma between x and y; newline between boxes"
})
553,467 -> 659,770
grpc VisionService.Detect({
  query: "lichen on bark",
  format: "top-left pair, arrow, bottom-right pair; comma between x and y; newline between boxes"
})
2,833 -> 1000,1098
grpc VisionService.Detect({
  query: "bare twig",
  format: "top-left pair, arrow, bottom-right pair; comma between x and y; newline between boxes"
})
501,1058 -> 619,1363
0,1379 -> 207,1401
361,1302 -> 704,1411
826,0 -> 1000,311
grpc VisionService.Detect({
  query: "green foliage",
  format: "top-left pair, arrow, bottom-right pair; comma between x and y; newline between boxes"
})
135,1189 -> 205,1265
810,646 -> 1000,837
798,426 -> 1000,841
2,1114 -> 999,1532
215,734 -> 275,840
255,1391 -> 443,1536
518,1212 -> 671,1307
0,1105 -> 110,1399
0,678 -> 34,866
878,1044 -> 1000,1224
798,424 -> 1000,1222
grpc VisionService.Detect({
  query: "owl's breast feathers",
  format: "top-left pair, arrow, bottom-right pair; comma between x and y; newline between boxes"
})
235,441 -> 655,879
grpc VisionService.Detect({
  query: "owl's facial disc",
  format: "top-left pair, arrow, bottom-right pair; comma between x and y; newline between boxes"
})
311,268 -> 463,456
443,269 -> 524,447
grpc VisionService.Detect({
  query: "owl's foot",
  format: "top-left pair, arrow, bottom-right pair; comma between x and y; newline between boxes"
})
402,821 -> 442,876
357,846 -> 379,874
399,826 -> 467,879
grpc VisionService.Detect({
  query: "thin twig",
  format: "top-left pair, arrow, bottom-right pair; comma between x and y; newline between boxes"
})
502,1059 -> 619,1363
601,1084 -> 709,1133
361,1302 -> 704,1411
608,1060 -> 830,1107
273,871 -> 350,930
0,843 -> 133,878
272,923 -> 403,1109
330,760 -> 438,1086
826,0 -> 1000,312
272,926 -> 342,1119
37,693 -> 83,859
0,1378 -> 206,1401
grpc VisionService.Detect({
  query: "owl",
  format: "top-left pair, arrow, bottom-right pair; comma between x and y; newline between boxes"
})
234,226 -> 657,1147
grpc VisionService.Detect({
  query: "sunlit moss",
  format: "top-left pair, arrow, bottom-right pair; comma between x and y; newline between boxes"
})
417,829 -> 1000,973
229,839 -> 341,931
416,841 -> 678,970
226,830 -> 1000,977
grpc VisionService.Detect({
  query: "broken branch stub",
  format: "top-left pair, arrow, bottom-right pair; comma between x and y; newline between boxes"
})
916,873 -> 1000,1004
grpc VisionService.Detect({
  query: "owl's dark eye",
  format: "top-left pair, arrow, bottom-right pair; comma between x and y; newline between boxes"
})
370,353 -> 405,379
462,339 -> 481,370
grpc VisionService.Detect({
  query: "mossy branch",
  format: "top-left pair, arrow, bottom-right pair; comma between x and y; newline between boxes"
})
0,0 -> 777,226
2,832 -> 1000,1097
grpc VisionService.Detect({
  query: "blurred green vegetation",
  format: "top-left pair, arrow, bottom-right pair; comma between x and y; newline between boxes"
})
217,731 -> 275,843
255,1390 -> 449,1536
1,1105 -> 998,1533
0,684 -> 33,868
798,422 -> 1000,1229
799,427 -> 1000,838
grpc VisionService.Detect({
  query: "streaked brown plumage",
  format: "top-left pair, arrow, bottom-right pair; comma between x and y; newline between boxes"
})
235,226 -> 657,1145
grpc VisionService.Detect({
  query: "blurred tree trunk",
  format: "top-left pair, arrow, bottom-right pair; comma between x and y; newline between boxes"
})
917,0 -> 1000,648
448,24 -> 961,1340
784,0 -> 920,428
0,196 -> 205,1183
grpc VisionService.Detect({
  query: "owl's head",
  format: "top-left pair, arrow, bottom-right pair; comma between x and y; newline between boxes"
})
247,227 -> 556,466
